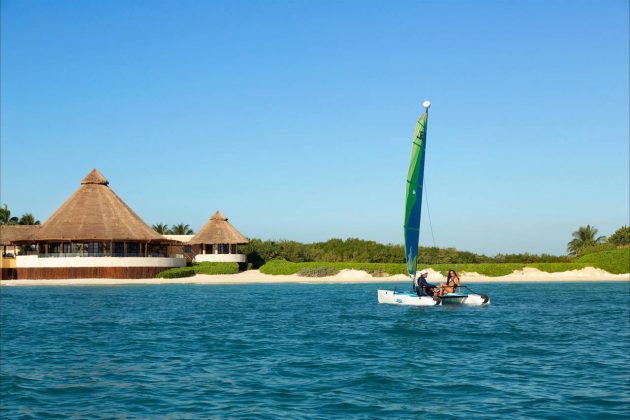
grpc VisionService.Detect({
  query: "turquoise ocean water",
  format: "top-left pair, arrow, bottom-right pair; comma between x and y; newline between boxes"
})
1,282 -> 629,418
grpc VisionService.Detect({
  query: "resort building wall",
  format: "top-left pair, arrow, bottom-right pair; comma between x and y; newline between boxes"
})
165,233 -> 247,263
15,255 -> 185,279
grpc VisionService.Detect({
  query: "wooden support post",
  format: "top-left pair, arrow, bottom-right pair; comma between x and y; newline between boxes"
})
124,242 -> 127,257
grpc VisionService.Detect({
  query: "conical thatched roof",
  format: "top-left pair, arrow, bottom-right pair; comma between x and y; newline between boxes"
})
32,169 -> 167,242
188,211 -> 248,245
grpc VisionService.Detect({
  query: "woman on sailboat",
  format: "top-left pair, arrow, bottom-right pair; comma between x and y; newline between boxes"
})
438,270 -> 461,296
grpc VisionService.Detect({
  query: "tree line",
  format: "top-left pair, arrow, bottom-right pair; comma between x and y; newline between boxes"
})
0,204 -> 40,225
567,225 -> 629,255
239,238 -> 570,268
152,223 -> 194,235
240,225 -> 630,268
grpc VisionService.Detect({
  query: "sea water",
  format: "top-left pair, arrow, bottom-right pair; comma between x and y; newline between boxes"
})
1,282 -> 628,418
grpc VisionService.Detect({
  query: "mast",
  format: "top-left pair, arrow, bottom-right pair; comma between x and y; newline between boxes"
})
404,100 -> 430,289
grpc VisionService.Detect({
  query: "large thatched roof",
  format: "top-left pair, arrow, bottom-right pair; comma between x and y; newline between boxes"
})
189,211 -> 248,245
0,225 -> 41,245
32,169 -> 168,242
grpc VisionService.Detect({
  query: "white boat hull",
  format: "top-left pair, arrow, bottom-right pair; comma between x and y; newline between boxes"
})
441,293 -> 490,306
377,289 -> 440,306
378,289 -> 490,306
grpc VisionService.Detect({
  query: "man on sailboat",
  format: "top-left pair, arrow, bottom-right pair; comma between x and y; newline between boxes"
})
415,270 -> 438,296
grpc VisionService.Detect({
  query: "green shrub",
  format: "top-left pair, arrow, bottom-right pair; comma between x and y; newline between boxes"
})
193,262 -> 240,275
297,266 -> 340,277
577,242 -> 617,256
576,248 -> 630,274
156,267 -> 196,279
527,263 -> 588,273
608,226 -> 630,246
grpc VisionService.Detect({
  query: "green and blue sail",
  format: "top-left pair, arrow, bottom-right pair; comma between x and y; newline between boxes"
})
404,110 -> 428,280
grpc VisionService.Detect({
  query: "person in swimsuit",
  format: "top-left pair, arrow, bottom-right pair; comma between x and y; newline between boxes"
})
438,270 -> 461,296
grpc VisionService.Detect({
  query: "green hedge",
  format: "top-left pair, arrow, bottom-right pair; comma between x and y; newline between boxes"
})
156,267 -> 196,279
156,262 -> 240,278
193,262 -> 240,275
576,248 -> 630,274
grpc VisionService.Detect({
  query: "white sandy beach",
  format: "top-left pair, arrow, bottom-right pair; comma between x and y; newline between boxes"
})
1,267 -> 628,286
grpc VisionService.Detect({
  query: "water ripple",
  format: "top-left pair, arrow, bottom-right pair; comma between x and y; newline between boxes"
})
1,282 -> 628,418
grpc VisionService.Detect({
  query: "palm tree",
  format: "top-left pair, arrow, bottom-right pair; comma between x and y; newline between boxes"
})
567,225 -> 606,255
18,213 -> 41,225
152,223 -> 170,234
170,223 -> 194,235
0,204 -> 18,225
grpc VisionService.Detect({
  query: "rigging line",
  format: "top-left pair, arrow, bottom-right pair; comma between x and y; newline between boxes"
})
423,178 -> 437,248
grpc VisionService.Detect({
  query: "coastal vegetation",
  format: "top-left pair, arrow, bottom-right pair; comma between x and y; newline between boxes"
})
259,260 -> 596,277
239,238 -> 572,269
151,223 -> 194,235
567,225 -> 606,256
0,204 -> 40,225
193,262 -> 239,275
575,248 -> 630,275
297,266 -> 340,277
252,225 -> 629,276
156,267 -> 196,279
607,226 -> 630,247
156,262 -> 239,278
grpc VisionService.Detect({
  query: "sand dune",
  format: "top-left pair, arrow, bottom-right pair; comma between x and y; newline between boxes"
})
1,267 -> 628,286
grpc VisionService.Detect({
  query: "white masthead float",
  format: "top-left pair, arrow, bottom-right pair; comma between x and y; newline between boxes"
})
377,101 -> 490,306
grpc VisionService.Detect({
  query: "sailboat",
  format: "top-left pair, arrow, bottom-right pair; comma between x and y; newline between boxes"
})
377,101 -> 490,306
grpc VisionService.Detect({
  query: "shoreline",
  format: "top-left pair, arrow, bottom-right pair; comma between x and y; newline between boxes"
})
1,267 -> 628,286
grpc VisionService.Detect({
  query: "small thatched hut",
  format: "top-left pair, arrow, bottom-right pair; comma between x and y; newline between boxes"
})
188,211 -> 249,262
14,169 -> 185,279
1,225 -> 41,279
1,225 -> 40,248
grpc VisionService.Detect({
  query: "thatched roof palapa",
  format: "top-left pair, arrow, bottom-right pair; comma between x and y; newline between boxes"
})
189,211 -> 249,245
32,169 -> 170,242
0,225 -> 41,246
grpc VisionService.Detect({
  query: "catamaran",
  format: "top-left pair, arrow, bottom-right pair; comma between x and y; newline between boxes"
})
377,101 -> 490,306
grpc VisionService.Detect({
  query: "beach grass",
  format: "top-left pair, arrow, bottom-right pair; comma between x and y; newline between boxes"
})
575,248 -> 630,274
259,260 -> 535,277
259,257 -> 626,277
297,266 -> 340,277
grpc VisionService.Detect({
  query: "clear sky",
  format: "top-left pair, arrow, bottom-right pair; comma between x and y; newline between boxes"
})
1,0 -> 628,255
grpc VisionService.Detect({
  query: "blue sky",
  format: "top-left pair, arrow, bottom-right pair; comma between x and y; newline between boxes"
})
1,0 -> 628,255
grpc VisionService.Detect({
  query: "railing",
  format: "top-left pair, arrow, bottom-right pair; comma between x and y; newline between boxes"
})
36,252 -> 169,258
